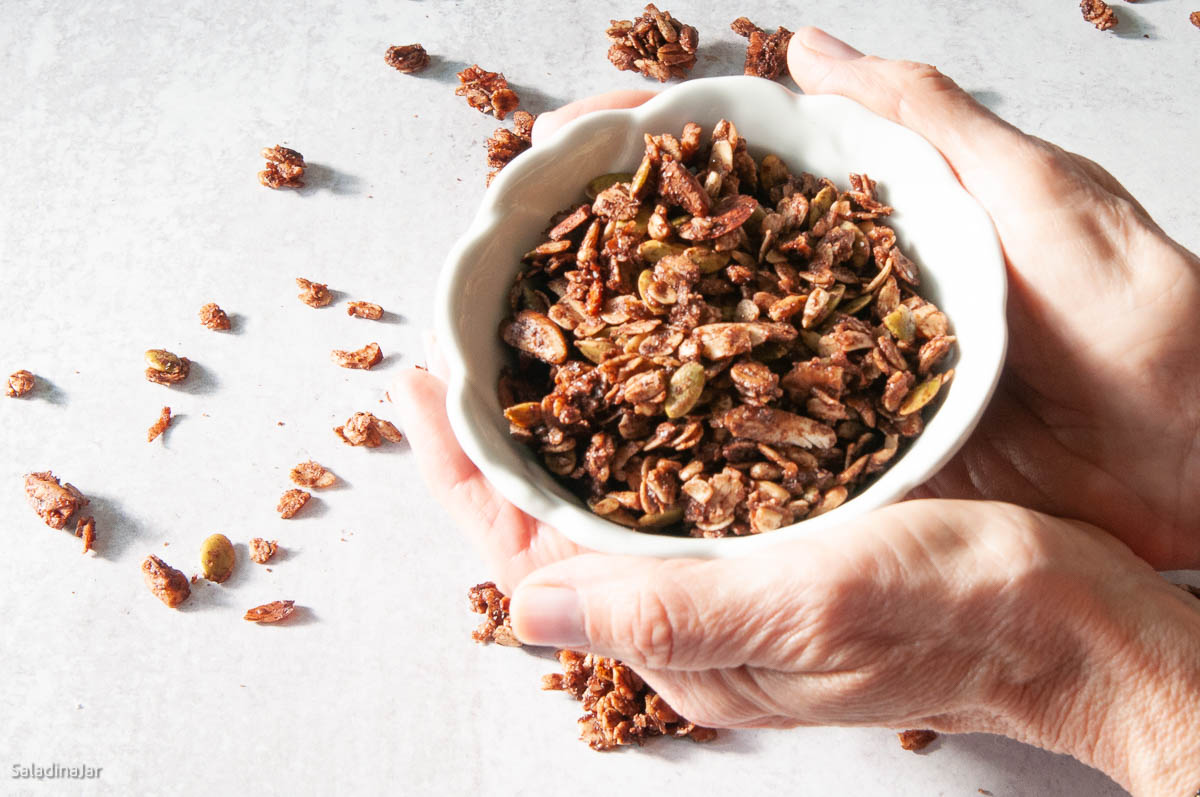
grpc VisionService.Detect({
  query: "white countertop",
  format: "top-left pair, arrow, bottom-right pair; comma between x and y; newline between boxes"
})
2,1 -> 1196,794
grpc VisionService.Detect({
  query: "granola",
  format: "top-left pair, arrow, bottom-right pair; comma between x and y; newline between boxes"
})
334,411 -> 403,447
486,110 -> 535,186
731,18 -> 793,80
898,729 -> 938,751
544,649 -> 717,750
142,554 -> 191,608
296,277 -> 332,308
144,349 -> 190,386
455,65 -> 520,120
331,342 -> 383,370
198,302 -> 231,331
244,600 -> 295,623
1192,11 -> 1200,28
289,460 -> 337,488
347,301 -> 384,320
147,406 -> 172,443
385,43 -> 430,73
75,515 -> 96,554
498,121 -> 955,538
6,369 -> 34,397
468,581 -> 522,646
606,4 -> 699,82
1081,0 -> 1118,30
24,471 -> 88,530
259,145 -> 306,189
277,488 -> 311,518
249,538 -> 279,564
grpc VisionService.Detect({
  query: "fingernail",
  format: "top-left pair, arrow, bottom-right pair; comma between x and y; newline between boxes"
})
511,585 -> 587,647
798,28 -> 863,60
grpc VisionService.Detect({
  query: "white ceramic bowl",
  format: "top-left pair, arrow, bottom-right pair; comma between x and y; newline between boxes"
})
436,76 -> 1006,559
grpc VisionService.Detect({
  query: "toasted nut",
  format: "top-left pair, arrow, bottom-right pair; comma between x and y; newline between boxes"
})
200,533 -> 235,583
142,554 -> 190,608
637,239 -> 686,264
24,471 -> 87,530
501,310 -> 569,364
806,185 -> 835,228
898,373 -> 946,416
576,338 -> 618,364
244,600 -> 295,623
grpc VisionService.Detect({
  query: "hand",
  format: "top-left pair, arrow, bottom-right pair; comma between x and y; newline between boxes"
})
508,498 -> 1200,797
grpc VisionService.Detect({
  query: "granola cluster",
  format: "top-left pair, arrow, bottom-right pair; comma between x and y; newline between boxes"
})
385,43 -> 430,74
296,277 -> 332,308
731,17 -> 793,80
199,302 -> 231,331
258,145 -> 306,189
498,120 -> 955,538
455,65 -> 520,120
486,111 -> 535,186
6,369 -> 35,397
142,554 -> 191,608
347,301 -> 384,320
334,411 -> 404,447
331,342 -> 383,370
249,537 -> 279,564
277,488 -> 311,519
289,460 -> 337,488
1191,11 -> 1200,29
144,349 -> 190,386
898,729 -> 938,751
1081,0 -> 1118,30
543,650 -> 717,750
468,581 -> 521,646
606,4 -> 699,82
24,471 -> 88,531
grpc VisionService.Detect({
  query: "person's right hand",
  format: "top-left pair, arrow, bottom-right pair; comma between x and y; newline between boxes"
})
787,29 -> 1200,569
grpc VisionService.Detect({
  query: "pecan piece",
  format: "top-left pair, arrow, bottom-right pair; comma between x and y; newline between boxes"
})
24,471 -> 87,530
142,554 -> 191,608
331,342 -> 383,370
384,43 -> 429,73
678,195 -> 758,241
277,489 -> 311,519
259,145 -> 305,189
7,369 -> 35,397
658,160 -> 710,217
244,600 -> 296,623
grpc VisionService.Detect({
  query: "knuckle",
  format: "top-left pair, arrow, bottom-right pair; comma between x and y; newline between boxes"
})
625,560 -> 695,667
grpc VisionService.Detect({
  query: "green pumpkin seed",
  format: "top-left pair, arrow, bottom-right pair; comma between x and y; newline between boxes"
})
685,246 -> 730,274
664,362 -> 705,419
145,349 -> 183,374
622,205 -> 653,236
637,240 -> 686,264
806,185 -> 835,228
630,156 -> 653,198
883,304 -> 916,343
637,507 -> 684,529
200,533 -> 235,583
576,338 -> 617,364
898,373 -> 945,416
839,293 -> 874,316
585,172 -> 633,200
503,401 -> 544,428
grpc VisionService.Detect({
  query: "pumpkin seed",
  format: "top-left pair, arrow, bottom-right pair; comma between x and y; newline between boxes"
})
637,507 -> 683,529
685,246 -> 730,274
144,349 -> 183,374
503,401 -> 544,428
637,240 -> 686,263
806,185 -> 835,228
200,533 -> 235,583
898,373 -> 945,416
576,338 -> 617,363
664,362 -> 705,418
883,304 -> 916,343
586,172 -> 633,200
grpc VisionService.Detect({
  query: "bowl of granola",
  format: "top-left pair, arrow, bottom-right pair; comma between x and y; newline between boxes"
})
436,76 -> 1006,558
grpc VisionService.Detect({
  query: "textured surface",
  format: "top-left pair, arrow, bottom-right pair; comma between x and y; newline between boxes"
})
1,1 -> 1197,795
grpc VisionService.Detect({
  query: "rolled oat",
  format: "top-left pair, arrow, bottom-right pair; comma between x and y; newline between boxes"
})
249,538 -> 279,564
334,411 -> 404,447
331,342 -> 383,370
244,599 -> 295,623
385,43 -> 430,73
277,489 -> 311,518
289,460 -> 337,488
347,301 -> 384,320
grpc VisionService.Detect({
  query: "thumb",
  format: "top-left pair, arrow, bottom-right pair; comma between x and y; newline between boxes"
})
787,27 -> 1026,195
509,552 -> 814,671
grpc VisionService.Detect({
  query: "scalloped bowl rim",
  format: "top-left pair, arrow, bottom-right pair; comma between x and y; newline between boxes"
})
435,76 -> 1007,559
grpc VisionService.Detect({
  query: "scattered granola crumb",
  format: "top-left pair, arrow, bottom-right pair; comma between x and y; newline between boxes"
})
147,406 -> 172,443
249,538 -> 279,564
347,301 -> 384,320
334,411 -> 403,447
144,349 -> 190,386
277,489 -> 311,518
331,342 -> 383,370
296,277 -> 332,308
142,554 -> 191,608
606,4 -> 699,82
1081,0 -> 1118,30
289,460 -> 337,488
731,17 -> 793,80
1192,11 -> 1200,28
486,110 -> 535,186
898,729 -> 939,751
6,370 -> 35,398
468,581 -> 522,646
198,303 -> 231,331
455,65 -> 520,120
75,515 -> 96,554
259,145 -> 306,189
385,43 -> 430,73
24,472 -> 88,530
244,599 -> 296,623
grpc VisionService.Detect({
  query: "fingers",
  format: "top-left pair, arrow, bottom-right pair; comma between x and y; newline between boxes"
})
786,27 -> 1027,195
510,551 -> 819,671
531,89 -> 658,145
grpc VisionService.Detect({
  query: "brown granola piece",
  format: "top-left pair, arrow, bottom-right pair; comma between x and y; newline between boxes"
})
146,406 -> 171,443
289,460 -> 337,488
259,145 -> 305,189
296,277 -> 332,308
244,599 -> 296,623
6,370 -> 34,398
606,4 -> 699,82
468,581 -> 522,646
24,471 -> 87,530
144,349 -> 190,386
486,110 -> 535,185
75,515 -> 96,554
249,538 -> 279,564
331,342 -> 383,370
544,649 -> 716,750
142,554 -> 191,608
277,489 -> 311,518
346,301 -> 384,320
730,18 -> 793,80
1192,11 -> 1200,28
1081,0 -> 1118,30
333,411 -> 404,447
198,302 -> 231,331
455,65 -> 520,120
898,729 -> 939,751
384,43 -> 430,73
